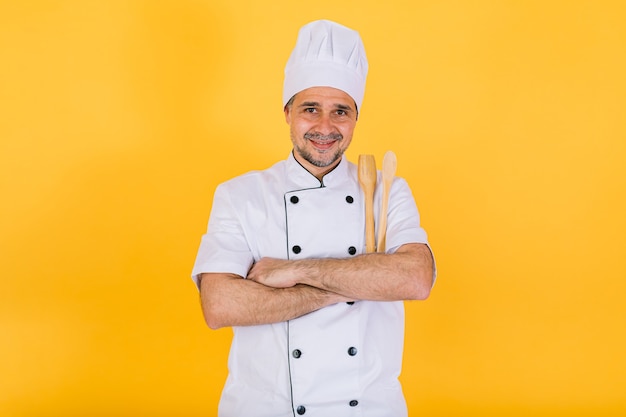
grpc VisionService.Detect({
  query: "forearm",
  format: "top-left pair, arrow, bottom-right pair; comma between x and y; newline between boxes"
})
199,273 -> 350,329
249,243 -> 434,301
303,244 -> 432,300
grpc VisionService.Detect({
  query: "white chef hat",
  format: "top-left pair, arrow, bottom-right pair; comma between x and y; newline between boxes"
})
283,20 -> 369,111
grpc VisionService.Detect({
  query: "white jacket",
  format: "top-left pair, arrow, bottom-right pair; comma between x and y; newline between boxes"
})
192,153 -> 433,416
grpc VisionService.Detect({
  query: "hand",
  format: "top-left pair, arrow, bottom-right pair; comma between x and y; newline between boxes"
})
247,258 -> 298,288
248,257 -> 358,304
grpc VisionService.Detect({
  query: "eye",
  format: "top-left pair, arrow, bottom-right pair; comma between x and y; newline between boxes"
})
304,107 -> 317,113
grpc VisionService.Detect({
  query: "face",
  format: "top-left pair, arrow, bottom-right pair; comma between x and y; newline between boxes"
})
284,87 -> 358,180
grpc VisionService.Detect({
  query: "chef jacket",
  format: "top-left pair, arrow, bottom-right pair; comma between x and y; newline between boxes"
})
192,152 -> 435,417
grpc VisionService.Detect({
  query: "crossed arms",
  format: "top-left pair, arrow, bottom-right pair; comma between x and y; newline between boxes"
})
199,243 -> 434,330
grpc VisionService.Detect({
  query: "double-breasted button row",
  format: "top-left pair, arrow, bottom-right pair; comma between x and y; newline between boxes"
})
289,195 -> 355,205
292,245 -> 358,256
291,347 -> 358,359
295,400 -> 359,414
288,193 -> 358,256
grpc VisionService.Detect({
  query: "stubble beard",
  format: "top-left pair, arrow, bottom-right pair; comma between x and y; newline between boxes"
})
294,132 -> 344,168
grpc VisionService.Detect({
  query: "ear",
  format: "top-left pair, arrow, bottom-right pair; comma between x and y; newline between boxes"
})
284,105 -> 291,124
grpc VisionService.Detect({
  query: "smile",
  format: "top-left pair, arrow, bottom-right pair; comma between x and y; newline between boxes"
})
310,140 -> 336,151
304,132 -> 342,150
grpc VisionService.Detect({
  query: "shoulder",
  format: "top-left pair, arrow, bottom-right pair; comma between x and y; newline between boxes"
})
219,161 -> 285,188
218,159 -> 287,193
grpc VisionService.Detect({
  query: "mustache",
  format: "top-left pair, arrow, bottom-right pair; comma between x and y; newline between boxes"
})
303,132 -> 343,141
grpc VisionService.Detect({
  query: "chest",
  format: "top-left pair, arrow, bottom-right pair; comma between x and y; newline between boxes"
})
244,183 -> 366,260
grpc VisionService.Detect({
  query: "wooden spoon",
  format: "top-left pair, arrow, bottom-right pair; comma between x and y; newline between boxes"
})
358,154 -> 377,253
377,151 -> 397,253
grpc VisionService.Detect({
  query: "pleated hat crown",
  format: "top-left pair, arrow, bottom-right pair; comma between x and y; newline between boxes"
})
283,20 -> 368,111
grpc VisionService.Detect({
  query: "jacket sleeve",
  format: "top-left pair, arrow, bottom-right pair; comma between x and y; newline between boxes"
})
191,182 -> 254,289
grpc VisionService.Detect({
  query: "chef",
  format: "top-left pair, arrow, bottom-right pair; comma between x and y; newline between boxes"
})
192,20 -> 436,417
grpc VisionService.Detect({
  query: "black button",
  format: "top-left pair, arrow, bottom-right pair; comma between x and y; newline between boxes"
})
292,349 -> 302,359
292,245 -> 301,254
290,195 -> 299,204
346,301 -> 355,305
348,246 -> 356,255
349,400 -> 358,407
348,346 -> 357,356
345,195 -> 354,203
297,405 -> 306,415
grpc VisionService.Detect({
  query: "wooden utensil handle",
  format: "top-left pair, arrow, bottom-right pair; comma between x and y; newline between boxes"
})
358,154 -> 377,253
377,192 -> 388,252
364,190 -> 376,253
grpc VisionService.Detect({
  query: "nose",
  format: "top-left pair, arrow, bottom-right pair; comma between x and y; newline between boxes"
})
315,113 -> 335,135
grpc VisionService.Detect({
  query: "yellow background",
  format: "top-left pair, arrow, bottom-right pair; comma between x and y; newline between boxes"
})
1,1 -> 625,416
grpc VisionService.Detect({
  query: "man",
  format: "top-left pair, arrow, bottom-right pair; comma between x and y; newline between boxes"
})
192,20 -> 435,417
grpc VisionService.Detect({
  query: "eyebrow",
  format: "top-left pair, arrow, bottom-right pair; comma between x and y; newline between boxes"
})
298,101 -> 320,108
336,104 -> 353,111
298,101 -> 354,111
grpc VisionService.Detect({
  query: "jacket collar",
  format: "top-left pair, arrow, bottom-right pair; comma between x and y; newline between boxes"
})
286,151 -> 351,189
